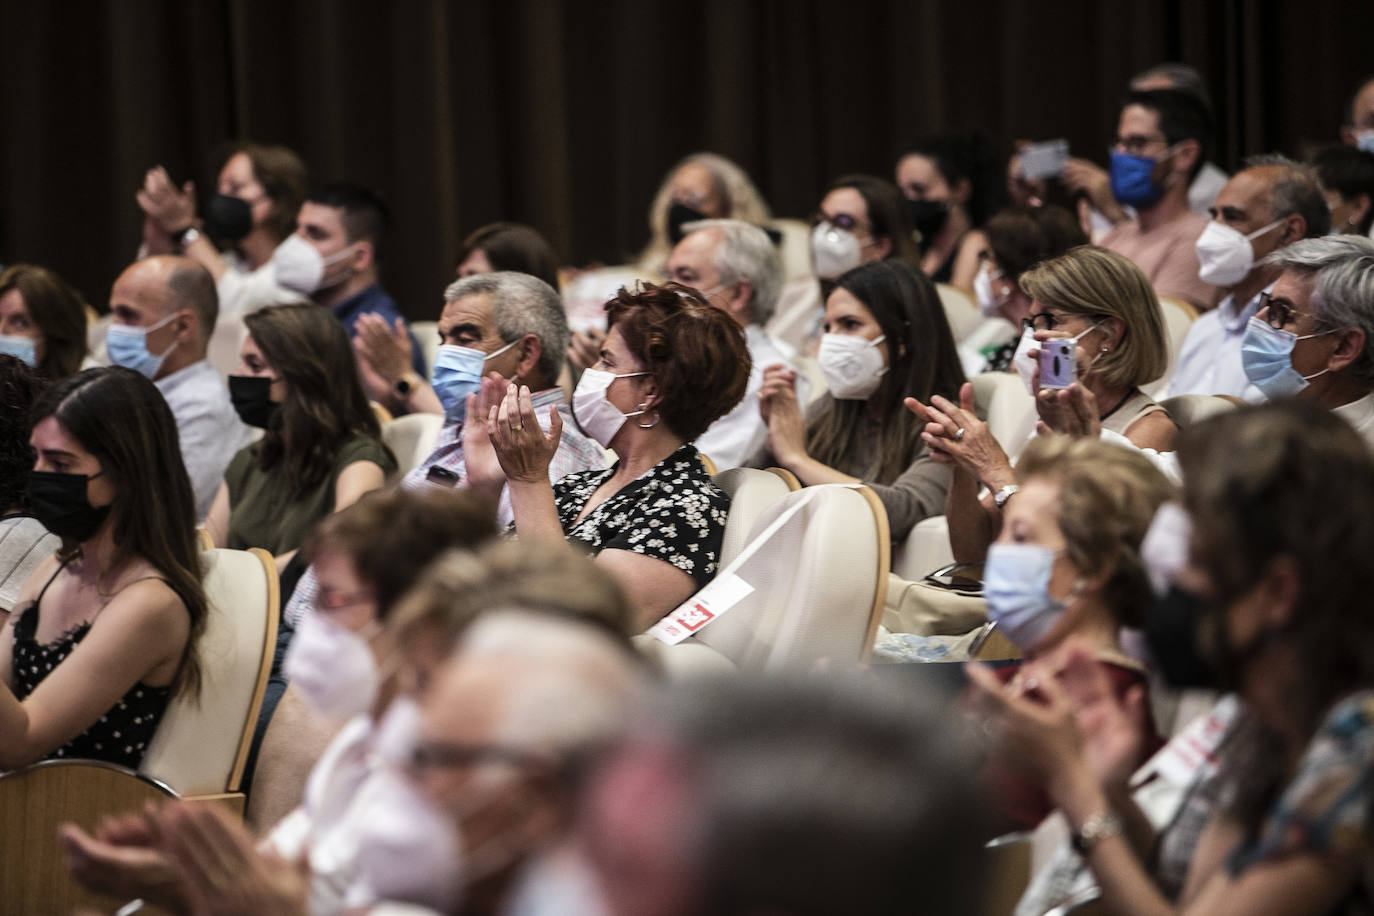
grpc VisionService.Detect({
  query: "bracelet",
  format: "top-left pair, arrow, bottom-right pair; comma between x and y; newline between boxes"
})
1070,810 -> 1124,855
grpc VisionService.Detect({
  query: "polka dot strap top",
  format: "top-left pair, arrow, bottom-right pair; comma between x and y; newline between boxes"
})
11,560 -> 174,768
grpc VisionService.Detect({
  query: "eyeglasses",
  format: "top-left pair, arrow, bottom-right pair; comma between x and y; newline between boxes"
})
1258,291 -> 1320,329
1110,134 -> 1171,158
1021,311 -> 1108,334
810,211 -> 869,234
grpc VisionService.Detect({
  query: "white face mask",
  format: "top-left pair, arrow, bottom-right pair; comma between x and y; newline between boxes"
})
818,333 -> 887,400
283,611 -> 380,720
348,769 -> 466,913
372,695 -> 423,767
1195,218 -> 1284,287
973,262 -> 1010,317
572,368 -> 650,446
810,223 -> 863,280
1011,325 -> 1039,394
1357,130 -> 1374,155
271,234 -> 359,295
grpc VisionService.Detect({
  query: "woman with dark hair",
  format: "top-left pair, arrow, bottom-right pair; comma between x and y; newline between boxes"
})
205,304 -> 395,569
0,264 -> 90,381
1312,144 -> 1374,237
455,222 -> 561,289
473,282 -> 749,629
810,175 -> 922,284
0,356 -> 57,612
137,142 -> 311,372
0,367 -> 207,768
971,400 -> 1374,913
755,259 -> 965,540
896,132 -> 1006,290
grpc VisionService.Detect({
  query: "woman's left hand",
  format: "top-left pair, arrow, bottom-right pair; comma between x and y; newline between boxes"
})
966,658 -> 1087,795
487,382 -> 562,484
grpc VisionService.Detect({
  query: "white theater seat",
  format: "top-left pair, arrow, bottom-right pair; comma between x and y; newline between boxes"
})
1143,296 -> 1199,398
382,412 -> 446,479
937,283 -> 983,342
409,320 -> 441,378
712,466 -> 795,566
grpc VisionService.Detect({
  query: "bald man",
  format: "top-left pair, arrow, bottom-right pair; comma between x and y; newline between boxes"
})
107,256 -> 252,519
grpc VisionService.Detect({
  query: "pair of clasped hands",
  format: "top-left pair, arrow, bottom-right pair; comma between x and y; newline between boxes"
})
907,331 -> 1105,476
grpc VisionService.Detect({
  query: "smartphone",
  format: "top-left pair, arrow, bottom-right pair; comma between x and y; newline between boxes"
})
1039,339 -> 1076,389
1020,139 -> 1069,180
923,562 -> 983,592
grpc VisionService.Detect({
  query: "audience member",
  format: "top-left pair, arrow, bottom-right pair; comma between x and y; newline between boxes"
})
896,131 -> 1005,290
205,303 -> 395,570
1340,75 -> 1374,151
0,367 -> 205,769
282,272 -> 604,626
136,143 -> 311,373
0,264 -> 90,379
1096,89 -> 1221,311
568,676 -> 988,916
106,255 -> 253,519
636,152 -> 773,276
914,245 -> 1175,563
668,219 -> 803,469
810,174 -> 921,282
970,400 -> 1374,913
964,205 -> 1088,376
0,357 -> 55,613
756,259 -> 964,541
1168,155 -> 1331,399
474,281 -> 747,630
456,222 -> 561,288
1312,144 -> 1374,237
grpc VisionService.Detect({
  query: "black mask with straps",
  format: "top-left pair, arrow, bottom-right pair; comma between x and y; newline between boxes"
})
27,469 -> 111,543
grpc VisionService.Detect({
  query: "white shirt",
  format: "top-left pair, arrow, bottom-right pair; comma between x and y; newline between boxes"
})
154,359 -> 255,521
1166,285 -> 1271,399
695,324 -> 806,471
1334,391 -> 1374,448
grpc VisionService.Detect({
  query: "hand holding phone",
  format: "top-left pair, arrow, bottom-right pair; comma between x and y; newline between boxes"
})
1039,339 -> 1077,390
1019,139 -> 1069,181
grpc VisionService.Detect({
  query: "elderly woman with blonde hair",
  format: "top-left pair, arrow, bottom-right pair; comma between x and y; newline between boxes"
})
911,245 -> 1178,563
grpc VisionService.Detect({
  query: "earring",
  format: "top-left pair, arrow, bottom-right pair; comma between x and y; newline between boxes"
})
636,402 -> 660,429
1100,346 -> 1110,354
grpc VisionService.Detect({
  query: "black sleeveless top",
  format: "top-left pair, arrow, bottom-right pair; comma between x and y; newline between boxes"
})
11,560 -> 176,768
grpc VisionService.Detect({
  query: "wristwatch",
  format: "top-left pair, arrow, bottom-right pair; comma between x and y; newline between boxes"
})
173,225 -> 201,248
1070,810 -> 1124,855
993,484 -> 1021,509
393,372 -> 423,399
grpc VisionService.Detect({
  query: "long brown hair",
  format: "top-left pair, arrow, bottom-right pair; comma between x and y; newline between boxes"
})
32,368 -> 207,697
245,304 -> 387,491
0,264 -> 89,381
807,260 -> 964,483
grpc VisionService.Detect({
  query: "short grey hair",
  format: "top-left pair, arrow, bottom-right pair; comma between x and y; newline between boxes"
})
682,218 -> 782,325
1242,154 -> 1331,238
1263,235 -> 1374,388
443,271 -> 569,388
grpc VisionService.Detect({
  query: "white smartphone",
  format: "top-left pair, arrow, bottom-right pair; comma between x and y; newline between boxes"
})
1020,139 -> 1069,180
1039,339 -> 1076,389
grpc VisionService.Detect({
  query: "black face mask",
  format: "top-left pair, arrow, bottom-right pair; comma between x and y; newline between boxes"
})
667,202 -> 707,246
204,194 -> 254,243
229,374 -> 281,429
1144,585 -> 1221,689
907,198 -> 950,244
27,470 -> 112,543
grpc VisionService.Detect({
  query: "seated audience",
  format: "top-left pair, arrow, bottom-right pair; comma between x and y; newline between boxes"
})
1312,144 -> 1374,237
0,264 -> 90,379
636,152 -> 773,276
0,367 -> 205,769
756,259 -> 964,540
668,218 -> 804,469
137,142 -> 310,374
1340,74 -> 1374,151
895,131 -> 1004,290
913,245 -> 1175,563
567,675 -> 988,916
106,255 -> 253,519
1169,155 -> 1331,399
455,221 -> 561,287
282,271 -> 605,626
205,303 -> 395,571
964,205 -> 1087,376
1097,89 -> 1221,311
977,435 -> 1173,829
810,174 -> 921,282
0,357 -> 56,613
970,400 -> 1374,913
475,281 -> 748,630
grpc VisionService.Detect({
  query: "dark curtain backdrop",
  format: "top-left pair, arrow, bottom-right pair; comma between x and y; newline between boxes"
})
1,0 -> 1370,319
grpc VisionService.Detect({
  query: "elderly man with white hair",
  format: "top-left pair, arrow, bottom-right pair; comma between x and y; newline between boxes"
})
667,218 -> 807,469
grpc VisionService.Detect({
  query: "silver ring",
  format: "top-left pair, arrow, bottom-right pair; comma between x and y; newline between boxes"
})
955,427 -> 966,441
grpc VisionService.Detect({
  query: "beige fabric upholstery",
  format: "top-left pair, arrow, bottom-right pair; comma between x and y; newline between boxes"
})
633,633 -> 737,679
409,320 -> 440,379
937,283 -> 983,342
892,514 -> 955,580
1158,393 -> 1239,429
1143,296 -> 1199,398
766,276 -> 822,356
712,466 -> 794,567
972,370 -> 1037,454
140,547 -> 278,797
882,576 -> 988,637
678,484 -> 890,670
768,217 -> 815,283
381,412 -> 445,479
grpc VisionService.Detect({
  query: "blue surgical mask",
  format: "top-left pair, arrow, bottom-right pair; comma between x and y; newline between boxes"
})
0,335 -> 37,367
430,339 -> 518,422
1109,150 -> 1170,209
106,311 -> 181,379
1240,316 -> 1333,399
984,543 -> 1078,650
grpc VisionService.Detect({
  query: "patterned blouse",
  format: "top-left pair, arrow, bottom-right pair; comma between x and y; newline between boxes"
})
553,444 -> 729,588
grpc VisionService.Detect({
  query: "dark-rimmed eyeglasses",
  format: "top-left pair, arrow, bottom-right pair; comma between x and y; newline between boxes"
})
1258,291 -> 1319,330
